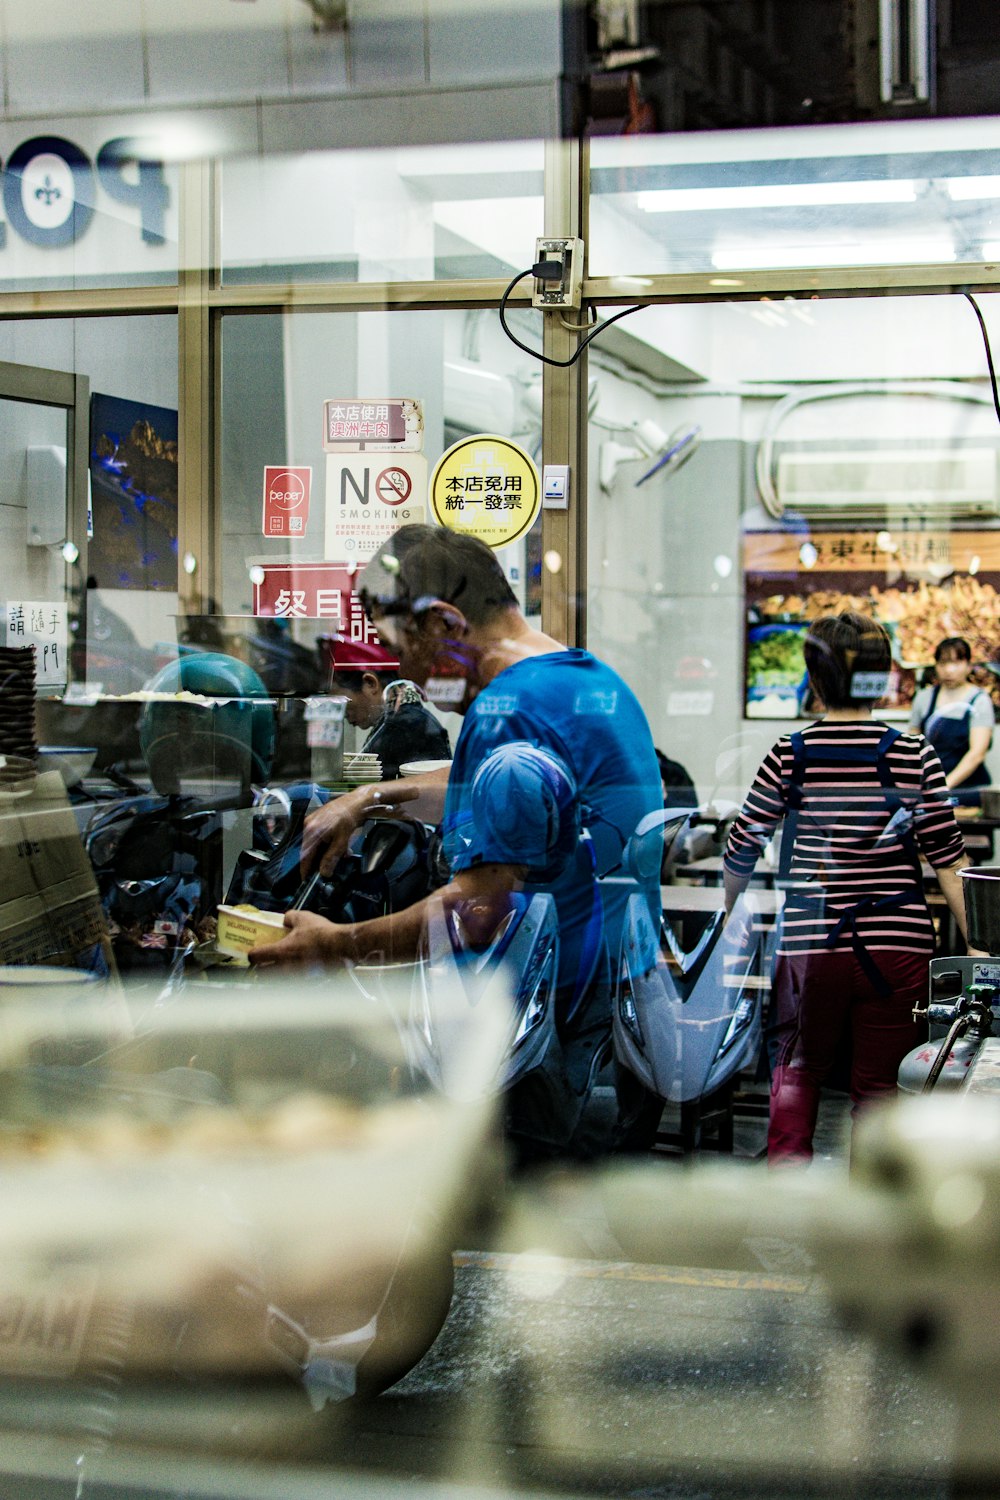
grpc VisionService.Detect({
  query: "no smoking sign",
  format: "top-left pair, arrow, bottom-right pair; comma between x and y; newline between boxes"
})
325,452 -> 428,562
376,467 -> 412,505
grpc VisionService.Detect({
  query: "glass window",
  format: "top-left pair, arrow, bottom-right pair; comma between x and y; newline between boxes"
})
219,305 -> 545,775
0,312 -> 178,773
587,290 -> 1000,804
0,133 -> 178,291
219,141 -> 544,285
590,116 -> 1000,278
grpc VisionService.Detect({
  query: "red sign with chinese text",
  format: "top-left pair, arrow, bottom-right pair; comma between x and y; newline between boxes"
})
322,398 -> 423,453
251,562 -> 395,668
262,466 -> 311,538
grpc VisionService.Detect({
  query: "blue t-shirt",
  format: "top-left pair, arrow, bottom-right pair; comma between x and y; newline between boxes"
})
441,650 -> 662,1018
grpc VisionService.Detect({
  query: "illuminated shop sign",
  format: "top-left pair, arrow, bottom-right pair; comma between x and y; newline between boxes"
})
0,135 -> 168,249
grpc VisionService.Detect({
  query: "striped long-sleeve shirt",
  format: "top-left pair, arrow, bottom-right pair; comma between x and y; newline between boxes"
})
723,720 -> 965,957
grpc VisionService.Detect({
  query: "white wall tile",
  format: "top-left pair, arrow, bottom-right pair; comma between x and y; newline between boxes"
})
346,0 -> 427,90
289,22 -> 349,95
427,0 -> 560,86
6,0 -> 146,113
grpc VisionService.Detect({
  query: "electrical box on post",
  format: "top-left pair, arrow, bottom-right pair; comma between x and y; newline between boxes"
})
531,238 -> 584,311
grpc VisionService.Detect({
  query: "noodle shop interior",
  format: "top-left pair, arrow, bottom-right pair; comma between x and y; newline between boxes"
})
4,1 -> 1000,1497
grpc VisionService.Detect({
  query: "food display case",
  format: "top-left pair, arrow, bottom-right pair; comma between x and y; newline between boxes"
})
744,528 -> 1000,718
0,973 -> 507,1462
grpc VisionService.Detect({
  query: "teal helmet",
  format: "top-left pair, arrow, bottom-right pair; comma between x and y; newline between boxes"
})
469,741 -> 580,881
139,651 -> 275,797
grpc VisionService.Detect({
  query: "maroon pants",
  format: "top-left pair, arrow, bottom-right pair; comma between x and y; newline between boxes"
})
768,948 -> 928,1164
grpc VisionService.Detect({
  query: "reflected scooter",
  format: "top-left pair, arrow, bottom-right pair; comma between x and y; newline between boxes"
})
227,812 -> 564,1135
611,807 -> 771,1150
85,779 -> 322,972
899,866 -> 1000,1096
82,650 -> 292,972
406,886 -> 561,1100
185,816 -> 467,1410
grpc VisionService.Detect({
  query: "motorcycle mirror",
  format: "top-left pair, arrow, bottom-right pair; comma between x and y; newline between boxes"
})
360,821 -> 413,877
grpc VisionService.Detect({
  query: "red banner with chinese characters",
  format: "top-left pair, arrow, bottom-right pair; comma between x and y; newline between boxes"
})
251,562 -> 392,667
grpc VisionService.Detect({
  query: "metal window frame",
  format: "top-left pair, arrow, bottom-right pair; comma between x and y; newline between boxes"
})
1,148 -> 1000,639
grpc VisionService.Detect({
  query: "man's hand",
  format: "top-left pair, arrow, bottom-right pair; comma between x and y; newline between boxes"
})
248,909 -> 351,969
301,784 -> 420,877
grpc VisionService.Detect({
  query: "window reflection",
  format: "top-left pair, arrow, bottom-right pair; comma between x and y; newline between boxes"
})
590,118 -> 1000,276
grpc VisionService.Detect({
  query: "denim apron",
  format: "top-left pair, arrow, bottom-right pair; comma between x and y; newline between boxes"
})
921,685 -> 990,804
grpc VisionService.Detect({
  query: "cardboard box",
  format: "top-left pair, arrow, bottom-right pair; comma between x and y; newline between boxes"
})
0,769 -> 116,976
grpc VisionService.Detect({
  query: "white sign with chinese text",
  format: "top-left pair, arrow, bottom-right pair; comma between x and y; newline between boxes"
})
304,696 -> 347,749
666,690 -> 715,717
6,601 -> 68,687
324,452 -> 428,562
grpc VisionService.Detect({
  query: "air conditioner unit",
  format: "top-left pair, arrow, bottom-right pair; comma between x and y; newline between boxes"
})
775,447 -> 1000,519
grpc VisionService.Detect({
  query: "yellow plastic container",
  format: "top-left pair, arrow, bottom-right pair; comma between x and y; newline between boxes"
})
216,904 -> 287,958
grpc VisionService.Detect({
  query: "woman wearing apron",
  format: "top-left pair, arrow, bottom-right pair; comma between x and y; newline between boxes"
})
723,613 -> 971,1165
909,637 -> 993,807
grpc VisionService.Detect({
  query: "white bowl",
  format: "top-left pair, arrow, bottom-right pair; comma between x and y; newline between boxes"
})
38,745 -> 98,788
0,965 -> 98,991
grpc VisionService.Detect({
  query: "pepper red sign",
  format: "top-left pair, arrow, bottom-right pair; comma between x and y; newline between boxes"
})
262,466 -> 311,538
251,561 -> 392,666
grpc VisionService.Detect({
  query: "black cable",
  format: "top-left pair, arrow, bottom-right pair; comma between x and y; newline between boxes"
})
499,267 -> 642,369
964,292 -> 1000,427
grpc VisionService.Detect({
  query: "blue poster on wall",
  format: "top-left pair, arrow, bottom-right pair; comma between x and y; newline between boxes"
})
88,392 -> 178,591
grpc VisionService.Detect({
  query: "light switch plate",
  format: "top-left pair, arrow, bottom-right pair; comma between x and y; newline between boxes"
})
542,464 -> 570,509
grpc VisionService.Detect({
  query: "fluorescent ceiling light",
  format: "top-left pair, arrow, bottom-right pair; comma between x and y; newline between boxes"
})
592,114 -> 1000,171
637,179 -> 918,212
711,237 -> 956,270
943,175 -> 1000,200
398,140 -> 544,178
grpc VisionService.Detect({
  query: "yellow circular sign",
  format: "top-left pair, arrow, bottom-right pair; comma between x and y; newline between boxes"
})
429,434 -> 541,549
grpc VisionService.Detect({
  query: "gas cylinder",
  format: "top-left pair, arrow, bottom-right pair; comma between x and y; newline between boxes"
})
898,1033 -> 983,1095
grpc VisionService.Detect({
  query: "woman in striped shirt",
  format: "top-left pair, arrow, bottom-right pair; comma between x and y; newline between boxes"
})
724,611 -> 971,1165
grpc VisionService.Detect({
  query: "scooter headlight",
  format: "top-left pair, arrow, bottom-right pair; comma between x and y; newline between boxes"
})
717,995 -> 755,1061
616,946 -> 648,1046
618,983 -> 645,1047
511,941 -> 555,1049
512,985 -> 546,1048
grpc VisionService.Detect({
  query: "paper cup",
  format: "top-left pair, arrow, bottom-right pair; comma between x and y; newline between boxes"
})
216,905 -> 288,958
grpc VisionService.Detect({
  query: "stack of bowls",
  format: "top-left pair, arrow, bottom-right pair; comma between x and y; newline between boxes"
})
0,647 -> 36,763
342,752 -> 382,786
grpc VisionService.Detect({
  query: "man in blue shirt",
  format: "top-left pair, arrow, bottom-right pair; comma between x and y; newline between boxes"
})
252,524 -> 662,1155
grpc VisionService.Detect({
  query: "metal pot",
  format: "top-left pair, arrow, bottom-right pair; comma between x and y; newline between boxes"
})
960,866 -> 1000,952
